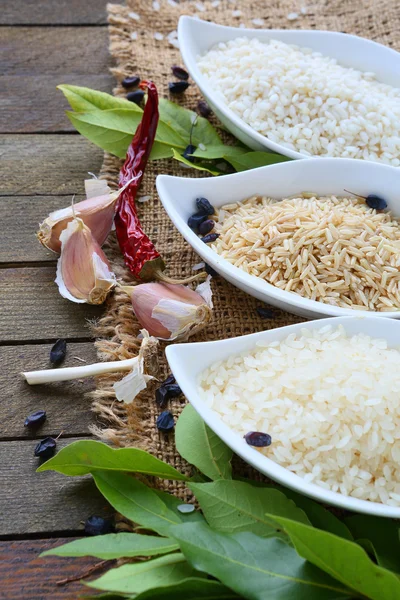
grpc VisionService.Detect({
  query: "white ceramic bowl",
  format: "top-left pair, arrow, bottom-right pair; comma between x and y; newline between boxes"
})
156,157 -> 400,319
178,15 -> 400,159
167,316 -> 400,518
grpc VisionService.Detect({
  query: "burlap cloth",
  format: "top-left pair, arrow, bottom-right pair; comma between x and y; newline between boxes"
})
91,0 -> 400,501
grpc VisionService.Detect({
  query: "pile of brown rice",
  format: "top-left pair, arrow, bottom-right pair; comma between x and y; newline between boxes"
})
211,194 -> 400,311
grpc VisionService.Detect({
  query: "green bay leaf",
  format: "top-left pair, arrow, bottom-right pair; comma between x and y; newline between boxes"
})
40,532 -> 178,559
153,488 -> 205,524
190,480 -> 309,537
171,149 -> 221,175
272,515 -> 400,600
192,145 -> 248,159
37,439 -> 187,480
345,514 -> 400,573
130,577 -> 240,600
86,553 -> 195,594
58,84 -> 140,112
175,405 -> 232,480
92,471 -> 182,536
226,151 -> 290,172
171,522 -> 351,600
159,99 -> 222,146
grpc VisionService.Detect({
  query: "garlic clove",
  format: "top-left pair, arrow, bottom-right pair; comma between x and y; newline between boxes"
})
127,281 -> 212,340
113,356 -> 154,404
84,177 -> 111,199
55,217 -> 116,304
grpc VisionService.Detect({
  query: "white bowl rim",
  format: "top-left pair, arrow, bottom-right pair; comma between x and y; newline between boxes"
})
156,157 -> 400,319
166,315 -> 400,518
178,15 -> 400,161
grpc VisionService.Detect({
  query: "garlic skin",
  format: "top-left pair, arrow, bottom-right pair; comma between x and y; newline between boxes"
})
124,280 -> 213,341
55,217 -> 116,304
38,188 -> 119,254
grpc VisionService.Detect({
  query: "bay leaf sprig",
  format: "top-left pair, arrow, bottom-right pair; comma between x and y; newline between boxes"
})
38,406 -> 400,600
58,84 -> 289,173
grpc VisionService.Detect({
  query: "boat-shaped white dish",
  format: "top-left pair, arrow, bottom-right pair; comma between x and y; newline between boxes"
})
166,316 -> 400,518
178,15 -> 400,159
156,157 -> 400,319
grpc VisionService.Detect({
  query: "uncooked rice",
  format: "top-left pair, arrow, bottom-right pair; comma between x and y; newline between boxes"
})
198,325 -> 400,505
197,38 -> 400,165
211,194 -> 400,311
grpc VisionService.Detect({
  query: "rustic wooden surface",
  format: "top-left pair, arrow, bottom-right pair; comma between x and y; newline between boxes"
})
0,1 -> 114,597
0,539 -> 110,600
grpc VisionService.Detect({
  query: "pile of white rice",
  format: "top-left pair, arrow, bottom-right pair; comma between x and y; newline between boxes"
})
211,194 -> 400,311
198,325 -> 400,505
197,38 -> 400,165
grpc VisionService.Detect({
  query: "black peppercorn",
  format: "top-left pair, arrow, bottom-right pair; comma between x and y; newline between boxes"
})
85,515 -> 114,536
197,100 -> 212,118
201,233 -> 220,244
256,307 -> 275,319
188,212 -> 207,232
365,194 -> 387,210
198,219 -> 214,236
183,144 -> 196,162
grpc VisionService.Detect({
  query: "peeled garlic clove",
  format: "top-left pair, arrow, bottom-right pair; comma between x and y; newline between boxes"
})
126,281 -> 212,340
55,217 -> 116,304
84,177 -> 111,199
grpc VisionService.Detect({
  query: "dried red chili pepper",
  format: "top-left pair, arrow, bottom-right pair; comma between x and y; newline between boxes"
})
115,80 -> 165,281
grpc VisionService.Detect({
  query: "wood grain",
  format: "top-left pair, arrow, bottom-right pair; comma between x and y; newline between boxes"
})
0,438 -> 112,536
1,0 -> 108,25
0,267 -> 102,342
0,195 -> 86,263
0,342 -> 98,439
1,27 -> 113,132
1,75 -> 115,133
0,538 -> 103,600
0,135 -> 105,196
3,27 -> 112,76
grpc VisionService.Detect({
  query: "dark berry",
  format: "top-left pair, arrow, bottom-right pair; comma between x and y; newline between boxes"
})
205,263 -> 218,277
162,374 -> 176,386
256,307 -> 275,319
24,410 -> 46,429
121,75 -> 141,89
85,515 -> 114,536
198,219 -> 214,235
171,65 -> 189,80
197,100 -> 211,118
50,339 -> 67,366
366,194 -> 387,210
155,386 -> 169,408
34,437 -> 56,459
156,410 -> 175,432
183,144 -> 196,163
201,233 -> 219,244
196,197 -> 215,216
188,212 -> 207,232
168,81 -> 190,94
127,90 -> 145,106
244,432 -> 272,447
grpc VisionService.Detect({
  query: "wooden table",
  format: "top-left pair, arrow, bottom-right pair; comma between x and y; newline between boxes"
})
0,2 -> 117,597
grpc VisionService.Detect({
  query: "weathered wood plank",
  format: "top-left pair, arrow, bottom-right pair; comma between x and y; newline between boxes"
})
0,135 -> 105,196
1,342 -> 98,439
0,195 -> 86,263
0,438 -> 112,536
3,27 -> 112,75
1,75 -> 114,132
1,27 -> 113,132
1,0 -> 108,25
0,267 -> 102,342
0,538 -> 101,600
